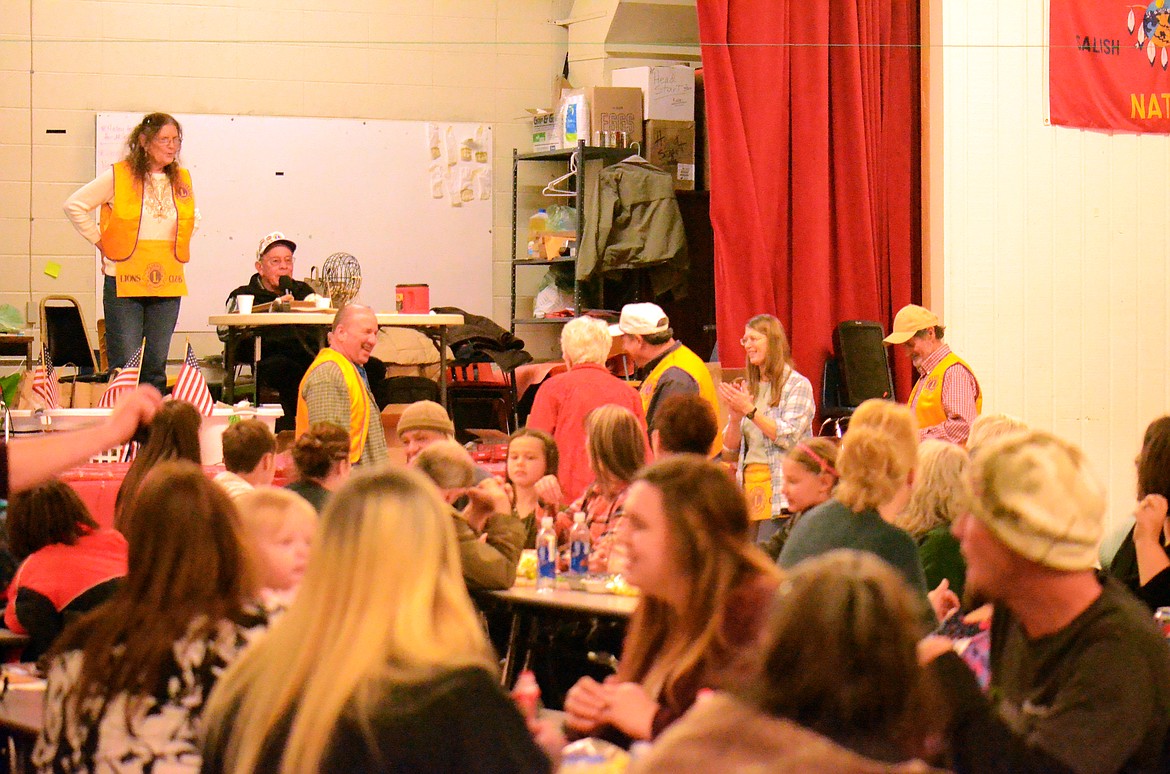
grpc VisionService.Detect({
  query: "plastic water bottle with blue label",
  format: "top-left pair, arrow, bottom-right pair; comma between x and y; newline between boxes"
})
536,516 -> 557,592
569,512 -> 590,575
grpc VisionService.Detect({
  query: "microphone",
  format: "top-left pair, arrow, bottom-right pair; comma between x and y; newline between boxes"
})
278,275 -> 294,295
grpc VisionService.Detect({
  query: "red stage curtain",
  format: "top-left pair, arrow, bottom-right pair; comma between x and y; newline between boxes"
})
697,0 -> 920,402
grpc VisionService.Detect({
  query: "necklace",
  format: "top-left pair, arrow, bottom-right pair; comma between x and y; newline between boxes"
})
144,174 -> 175,221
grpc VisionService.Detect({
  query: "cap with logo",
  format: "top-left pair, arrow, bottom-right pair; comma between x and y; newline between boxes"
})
257,231 -> 297,260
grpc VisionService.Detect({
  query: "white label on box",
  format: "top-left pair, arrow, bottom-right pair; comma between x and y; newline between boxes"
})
677,163 -> 695,182
612,65 -> 695,121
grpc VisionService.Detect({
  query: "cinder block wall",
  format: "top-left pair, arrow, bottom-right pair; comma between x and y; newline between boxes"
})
0,0 -> 573,360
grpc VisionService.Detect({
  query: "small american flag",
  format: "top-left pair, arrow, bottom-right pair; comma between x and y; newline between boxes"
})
98,341 -> 144,409
169,342 -> 215,416
31,344 -> 60,409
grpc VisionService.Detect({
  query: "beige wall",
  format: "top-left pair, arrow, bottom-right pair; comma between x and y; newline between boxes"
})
0,0 -> 572,359
933,0 -> 1170,544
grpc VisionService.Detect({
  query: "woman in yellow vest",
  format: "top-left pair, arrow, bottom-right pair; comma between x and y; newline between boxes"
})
65,112 -> 198,393
719,314 -> 816,539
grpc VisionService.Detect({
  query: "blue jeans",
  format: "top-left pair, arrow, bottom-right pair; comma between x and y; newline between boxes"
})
103,276 -> 180,393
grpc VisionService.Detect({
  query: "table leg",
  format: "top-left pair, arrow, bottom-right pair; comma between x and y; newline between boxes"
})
439,326 -> 449,409
223,331 -> 237,403
500,610 -> 523,687
252,335 -> 261,404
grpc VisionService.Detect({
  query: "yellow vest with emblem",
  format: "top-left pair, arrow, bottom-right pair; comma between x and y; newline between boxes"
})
909,350 -> 982,430
295,348 -> 369,464
640,343 -> 723,453
100,161 -> 195,297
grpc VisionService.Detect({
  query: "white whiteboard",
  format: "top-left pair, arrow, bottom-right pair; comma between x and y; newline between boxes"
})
96,113 -> 493,333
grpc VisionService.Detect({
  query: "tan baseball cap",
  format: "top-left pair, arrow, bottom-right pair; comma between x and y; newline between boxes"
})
882,304 -> 939,345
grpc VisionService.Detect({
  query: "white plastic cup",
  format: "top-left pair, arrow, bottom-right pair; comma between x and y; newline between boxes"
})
236,295 -> 254,314
314,295 -> 330,310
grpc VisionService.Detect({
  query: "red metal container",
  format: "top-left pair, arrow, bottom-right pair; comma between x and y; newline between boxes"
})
395,284 -> 429,314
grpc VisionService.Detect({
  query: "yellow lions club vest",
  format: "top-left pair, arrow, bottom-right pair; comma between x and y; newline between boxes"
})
100,161 -> 195,297
296,348 -> 370,464
909,350 -> 982,430
640,343 -> 723,453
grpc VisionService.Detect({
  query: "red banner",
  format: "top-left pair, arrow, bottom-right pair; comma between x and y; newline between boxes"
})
1050,1 -> 1170,132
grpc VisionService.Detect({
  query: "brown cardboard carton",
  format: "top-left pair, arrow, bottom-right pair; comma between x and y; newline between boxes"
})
381,404 -> 412,447
587,86 -> 643,145
612,65 -> 696,121
645,120 -> 696,191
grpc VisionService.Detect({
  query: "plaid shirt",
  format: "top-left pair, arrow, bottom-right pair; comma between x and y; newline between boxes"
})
910,344 -> 979,445
301,360 -> 389,467
735,369 -> 816,516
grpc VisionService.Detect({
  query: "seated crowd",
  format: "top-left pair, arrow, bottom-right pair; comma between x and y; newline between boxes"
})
0,303 -> 1168,774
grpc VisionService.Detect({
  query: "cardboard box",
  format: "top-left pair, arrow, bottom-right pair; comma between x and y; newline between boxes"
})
612,65 -> 695,121
381,403 -> 411,447
529,110 -> 560,152
587,86 -> 643,146
645,120 -> 696,191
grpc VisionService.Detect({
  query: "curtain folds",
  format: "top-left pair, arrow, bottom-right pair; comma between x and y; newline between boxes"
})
697,0 -> 920,403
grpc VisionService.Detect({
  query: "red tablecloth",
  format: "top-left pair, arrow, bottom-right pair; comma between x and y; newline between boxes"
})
60,463 -> 292,529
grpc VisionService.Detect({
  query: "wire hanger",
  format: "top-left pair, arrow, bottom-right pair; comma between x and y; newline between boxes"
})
542,153 -> 578,197
622,141 -> 645,164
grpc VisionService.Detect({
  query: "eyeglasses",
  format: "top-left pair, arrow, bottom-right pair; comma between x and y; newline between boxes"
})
740,335 -> 766,347
152,136 -> 182,147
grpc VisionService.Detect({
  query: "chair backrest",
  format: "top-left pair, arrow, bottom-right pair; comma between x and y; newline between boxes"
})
375,375 -> 440,409
448,361 -> 509,386
40,296 -> 98,375
606,353 -> 636,381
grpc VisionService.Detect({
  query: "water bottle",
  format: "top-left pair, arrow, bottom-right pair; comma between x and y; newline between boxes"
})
527,208 -> 549,259
569,512 -> 590,575
528,208 -> 548,243
536,516 -> 557,591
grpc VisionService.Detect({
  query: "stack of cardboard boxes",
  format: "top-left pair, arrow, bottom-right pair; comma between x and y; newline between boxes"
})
612,65 -> 696,191
529,64 -> 698,192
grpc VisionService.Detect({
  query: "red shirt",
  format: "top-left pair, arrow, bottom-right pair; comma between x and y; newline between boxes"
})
527,363 -> 650,502
5,527 -> 128,634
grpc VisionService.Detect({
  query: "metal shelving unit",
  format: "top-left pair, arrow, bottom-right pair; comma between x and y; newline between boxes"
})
510,141 -> 630,332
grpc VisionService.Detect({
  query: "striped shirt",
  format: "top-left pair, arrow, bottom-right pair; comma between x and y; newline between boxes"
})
911,344 -> 979,445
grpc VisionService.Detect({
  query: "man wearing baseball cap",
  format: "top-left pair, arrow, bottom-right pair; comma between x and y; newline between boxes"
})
222,232 -> 319,430
922,431 -> 1170,772
612,303 -> 721,451
883,303 -> 981,445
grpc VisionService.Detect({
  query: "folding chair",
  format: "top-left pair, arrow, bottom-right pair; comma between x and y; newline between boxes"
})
39,295 -> 107,382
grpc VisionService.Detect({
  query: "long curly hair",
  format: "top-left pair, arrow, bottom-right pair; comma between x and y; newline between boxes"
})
124,112 -> 183,188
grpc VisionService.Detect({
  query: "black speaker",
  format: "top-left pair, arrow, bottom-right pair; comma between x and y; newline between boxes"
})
833,320 -> 894,407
